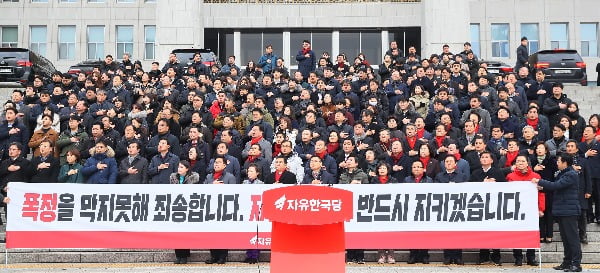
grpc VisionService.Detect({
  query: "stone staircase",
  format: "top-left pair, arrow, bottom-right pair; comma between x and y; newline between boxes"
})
2,223 -> 600,264
562,85 -> 599,120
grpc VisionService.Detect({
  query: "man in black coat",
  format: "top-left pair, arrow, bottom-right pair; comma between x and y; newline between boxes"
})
567,140 -> 592,243
470,151 -> 505,265
579,126 -> 600,223
543,82 -> 573,128
265,156 -> 297,184
118,141 -> 148,184
29,140 -> 60,183
534,154 -> 582,272
515,37 -> 529,71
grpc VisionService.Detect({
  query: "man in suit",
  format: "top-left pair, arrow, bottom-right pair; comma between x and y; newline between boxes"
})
29,140 -> 60,183
265,156 -> 297,184
118,141 -> 148,184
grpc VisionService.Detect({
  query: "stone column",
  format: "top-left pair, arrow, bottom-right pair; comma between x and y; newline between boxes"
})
421,0 -> 470,58
156,0 -> 204,61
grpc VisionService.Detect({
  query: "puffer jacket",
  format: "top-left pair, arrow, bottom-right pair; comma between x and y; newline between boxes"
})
81,147 -> 118,184
538,166 -> 581,217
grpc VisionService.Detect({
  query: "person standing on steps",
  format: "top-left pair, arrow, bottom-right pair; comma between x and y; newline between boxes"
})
533,154 -> 582,272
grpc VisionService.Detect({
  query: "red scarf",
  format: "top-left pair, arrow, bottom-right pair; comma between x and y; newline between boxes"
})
407,136 -> 417,149
327,142 -> 339,154
417,128 -> 426,139
391,152 -> 403,163
337,62 -> 345,68
378,176 -> 389,184
190,159 -> 197,168
247,155 -> 258,163
474,124 -> 480,133
302,47 -> 311,55
315,150 -> 327,159
272,143 -> 282,158
526,118 -> 539,128
251,136 -> 263,145
213,171 -> 223,180
445,124 -> 452,132
275,171 -> 283,182
452,153 -> 461,161
435,136 -> 446,147
414,175 -> 424,183
420,157 -> 430,170
505,151 -> 519,167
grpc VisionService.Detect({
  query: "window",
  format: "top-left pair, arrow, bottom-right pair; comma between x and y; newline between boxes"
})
145,0 -> 155,2
470,24 -> 480,57
60,0 -> 77,2
144,25 -> 155,60
491,23 -> 509,57
88,0 -> 103,2
117,0 -> 135,2
240,31 -> 283,66
59,25 -> 76,60
116,25 -> 134,59
1,26 -> 18,48
290,31 -> 332,66
521,23 -> 539,54
580,23 -> 598,57
2,0 -> 20,2
550,23 -> 569,49
87,25 -> 104,59
31,0 -> 48,2
30,26 -> 47,56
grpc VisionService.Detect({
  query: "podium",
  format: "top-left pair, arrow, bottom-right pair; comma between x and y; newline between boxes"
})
262,185 -> 354,273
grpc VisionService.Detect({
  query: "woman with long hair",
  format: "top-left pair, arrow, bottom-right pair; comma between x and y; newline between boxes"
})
169,160 -> 200,264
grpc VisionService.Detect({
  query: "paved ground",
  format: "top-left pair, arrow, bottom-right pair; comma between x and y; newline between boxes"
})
1,263 -> 600,273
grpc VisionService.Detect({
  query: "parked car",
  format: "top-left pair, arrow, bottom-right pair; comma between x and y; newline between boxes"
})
528,49 -> 587,86
171,49 -> 220,71
0,48 -> 57,86
480,60 -> 514,76
67,59 -> 104,76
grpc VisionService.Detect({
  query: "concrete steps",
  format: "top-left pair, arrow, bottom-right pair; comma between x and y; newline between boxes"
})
2,223 -> 600,264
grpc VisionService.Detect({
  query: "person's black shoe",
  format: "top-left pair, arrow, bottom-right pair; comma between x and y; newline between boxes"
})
478,258 -> 490,265
205,258 -> 217,264
244,258 -> 258,264
407,256 -> 416,264
554,263 -> 569,270
174,257 -> 181,264
216,257 -> 226,264
581,234 -> 588,244
564,265 -> 583,272
527,259 -> 539,266
356,258 -> 365,264
443,258 -> 452,265
492,258 -> 502,266
180,257 -> 188,264
515,259 -> 523,266
455,258 -> 464,265
422,257 -> 429,264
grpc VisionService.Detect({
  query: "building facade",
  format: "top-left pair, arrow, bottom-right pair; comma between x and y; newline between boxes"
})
1,0 -> 599,81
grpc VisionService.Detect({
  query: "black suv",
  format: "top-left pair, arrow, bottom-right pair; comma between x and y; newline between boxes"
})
171,49 -> 220,71
0,48 -> 57,86
67,59 -> 104,76
528,49 -> 587,86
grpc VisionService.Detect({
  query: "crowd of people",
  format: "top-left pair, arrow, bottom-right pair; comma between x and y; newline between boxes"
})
0,38 -> 598,270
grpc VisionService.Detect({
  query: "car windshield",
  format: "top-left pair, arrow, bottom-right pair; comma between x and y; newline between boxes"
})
539,53 -> 581,62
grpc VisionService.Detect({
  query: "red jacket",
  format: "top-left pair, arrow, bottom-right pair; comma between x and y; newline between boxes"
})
506,167 -> 545,212
209,101 -> 223,119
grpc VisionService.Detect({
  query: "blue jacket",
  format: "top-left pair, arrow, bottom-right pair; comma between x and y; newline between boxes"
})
257,53 -> 278,74
148,152 -> 180,184
81,152 -> 118,184
538,167 -> 580,217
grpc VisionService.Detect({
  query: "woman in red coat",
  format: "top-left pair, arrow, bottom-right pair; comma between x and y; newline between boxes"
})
506,155 -> 544,266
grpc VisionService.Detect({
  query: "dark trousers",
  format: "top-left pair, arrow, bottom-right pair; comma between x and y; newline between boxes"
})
592,178 -> 600,220
540,193 -> 554,238
346,249 -> 364,261
479,249 -> 501,262
443,249 -> 462,259
246,249 -> 260,259
578,210 -> 588,239
209,249 -> 228,261
513,249 -> 536,261
175,249 -> 190,258
409,249 -> 429,261
557,215 -> 582,267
